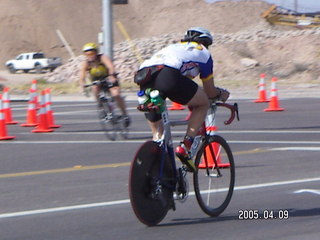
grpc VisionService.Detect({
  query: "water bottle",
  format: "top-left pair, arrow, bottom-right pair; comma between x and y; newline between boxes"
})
137,90 -> 149,105
144,88 -> 152,97
137,89 -> 152,111
150,90 -> 164,112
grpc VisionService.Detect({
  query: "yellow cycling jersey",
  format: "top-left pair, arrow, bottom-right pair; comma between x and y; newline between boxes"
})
87,55 -> 109,81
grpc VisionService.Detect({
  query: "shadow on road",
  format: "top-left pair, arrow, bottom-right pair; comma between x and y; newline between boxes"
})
158,214 -> 238,227
288,207 -> 320,218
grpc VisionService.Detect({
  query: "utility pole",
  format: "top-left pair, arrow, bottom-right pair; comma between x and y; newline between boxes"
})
102,0 -> 113,59
294,0 -> 298,12
102,0 -> 128,59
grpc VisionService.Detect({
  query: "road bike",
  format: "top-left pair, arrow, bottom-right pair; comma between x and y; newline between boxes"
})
84,79 -> 129,141
129,96 -> 239,226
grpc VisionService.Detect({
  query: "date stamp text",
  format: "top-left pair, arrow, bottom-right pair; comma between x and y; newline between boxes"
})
238,209 -> 289,220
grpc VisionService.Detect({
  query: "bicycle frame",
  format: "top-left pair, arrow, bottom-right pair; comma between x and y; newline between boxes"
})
156,103 -> 183,191
84,79 -> 129,141
153,100 -> 239,193
131,98 -> 239,225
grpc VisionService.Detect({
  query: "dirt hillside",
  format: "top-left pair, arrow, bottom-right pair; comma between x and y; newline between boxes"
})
0,0 -> 319,94
0,0 -> 271,66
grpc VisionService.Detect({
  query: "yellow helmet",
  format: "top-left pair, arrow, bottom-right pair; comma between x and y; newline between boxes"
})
82,43 -> 98,52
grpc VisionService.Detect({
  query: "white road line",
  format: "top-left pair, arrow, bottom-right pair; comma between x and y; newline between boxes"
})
221,130 -> 320,134
294,189 -> 320,195
15,130 -> 320,135
1,177 -> 319,219
2,140 -> 320,145
272,147 -> 320,151
229,140 -> 320,145
0,200 -> 130,219
18,130 -> 175,135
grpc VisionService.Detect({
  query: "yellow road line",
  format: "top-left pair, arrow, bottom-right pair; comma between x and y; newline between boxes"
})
0,148 -> 268,179
233,148 -> 270,155
0,162 -> 130,179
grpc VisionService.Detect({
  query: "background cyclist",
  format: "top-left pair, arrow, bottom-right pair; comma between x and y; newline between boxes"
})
79,43 -> 131,127
135,27 -> 229,171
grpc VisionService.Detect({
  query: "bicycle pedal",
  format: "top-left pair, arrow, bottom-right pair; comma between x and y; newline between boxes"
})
173,191 -> 188,202
169,198 -> 176,211
105,113 -> 113,120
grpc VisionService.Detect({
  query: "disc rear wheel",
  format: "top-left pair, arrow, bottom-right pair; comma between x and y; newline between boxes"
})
129,141 -> 174,226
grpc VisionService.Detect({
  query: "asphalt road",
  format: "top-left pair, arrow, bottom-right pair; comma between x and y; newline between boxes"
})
0,97 -> 320,240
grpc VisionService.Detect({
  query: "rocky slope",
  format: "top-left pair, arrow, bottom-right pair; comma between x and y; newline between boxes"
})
46,22 -> 320,90
1,0 -> 319,91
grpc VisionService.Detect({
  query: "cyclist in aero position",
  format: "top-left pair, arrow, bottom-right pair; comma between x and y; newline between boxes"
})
135,27 -> 229,171
79,43 -> 131,127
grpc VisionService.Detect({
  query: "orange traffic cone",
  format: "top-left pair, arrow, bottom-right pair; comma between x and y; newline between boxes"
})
0,95 -> 16,140
21,89 -> 38,127
45,89 -> 61,128
30,79 -> 40,109
254,73 -> 269,103
3,87 -> 18,124
168,101 -> 185,110
32,91 -> 54,133
198,125 -> 230,168
198,141 -> 230,168
264,77 -> 284,112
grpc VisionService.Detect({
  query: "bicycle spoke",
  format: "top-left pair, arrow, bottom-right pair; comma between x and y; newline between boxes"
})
194,135 -> 235,217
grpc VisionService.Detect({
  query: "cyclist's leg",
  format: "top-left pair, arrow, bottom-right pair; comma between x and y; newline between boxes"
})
140,77 -> 163,140
109,85 -> 128,115
184,88 -> 209,138
154,67 -> 209,171
155,67 -> 209,139
147,118 -> 163,141
92,85 -> 102,107
108,81 -> 131,127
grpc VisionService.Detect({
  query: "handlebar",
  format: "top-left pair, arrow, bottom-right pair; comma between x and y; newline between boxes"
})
84,78 -> 117,89
137,104 -> 160,112
83,73 -> 118,88
216,102 -> 240,125
84,79 -> 108,88
137,100 -> 240,125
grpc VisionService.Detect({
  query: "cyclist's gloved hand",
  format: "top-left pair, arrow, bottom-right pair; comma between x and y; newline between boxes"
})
217,87 -> 230,102
108,73 -> 118,83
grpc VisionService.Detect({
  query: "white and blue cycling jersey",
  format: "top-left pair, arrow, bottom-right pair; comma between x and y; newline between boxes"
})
139,41 -> 214,81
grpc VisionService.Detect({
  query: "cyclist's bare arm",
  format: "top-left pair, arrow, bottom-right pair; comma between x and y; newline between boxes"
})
100,55 -> 117,83
79,61 -> 89,92
202,76 -> 229,102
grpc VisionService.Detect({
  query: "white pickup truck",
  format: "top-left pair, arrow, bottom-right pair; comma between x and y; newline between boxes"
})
5,52 -> 62,74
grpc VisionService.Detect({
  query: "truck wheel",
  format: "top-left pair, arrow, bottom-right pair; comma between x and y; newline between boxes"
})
35,64 -> 42,74
7,64 -> 16,74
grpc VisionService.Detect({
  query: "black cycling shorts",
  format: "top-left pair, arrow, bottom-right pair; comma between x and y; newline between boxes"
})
141,66 -> 198,122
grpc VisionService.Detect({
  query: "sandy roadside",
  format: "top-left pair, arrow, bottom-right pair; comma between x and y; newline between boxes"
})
0,70 -> 45,85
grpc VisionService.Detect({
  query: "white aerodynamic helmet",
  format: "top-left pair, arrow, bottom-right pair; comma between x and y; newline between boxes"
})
182,27 -> 214,47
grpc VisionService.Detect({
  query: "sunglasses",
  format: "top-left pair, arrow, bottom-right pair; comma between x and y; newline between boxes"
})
85,51 -> 97,56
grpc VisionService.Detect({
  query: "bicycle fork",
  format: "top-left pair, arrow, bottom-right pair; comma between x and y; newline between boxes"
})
202,138 -> 223,178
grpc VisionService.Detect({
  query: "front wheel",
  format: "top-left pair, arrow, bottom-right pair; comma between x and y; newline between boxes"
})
117,115 -> 129,140
98,100 -> 117,141
193,135 -> 235,217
